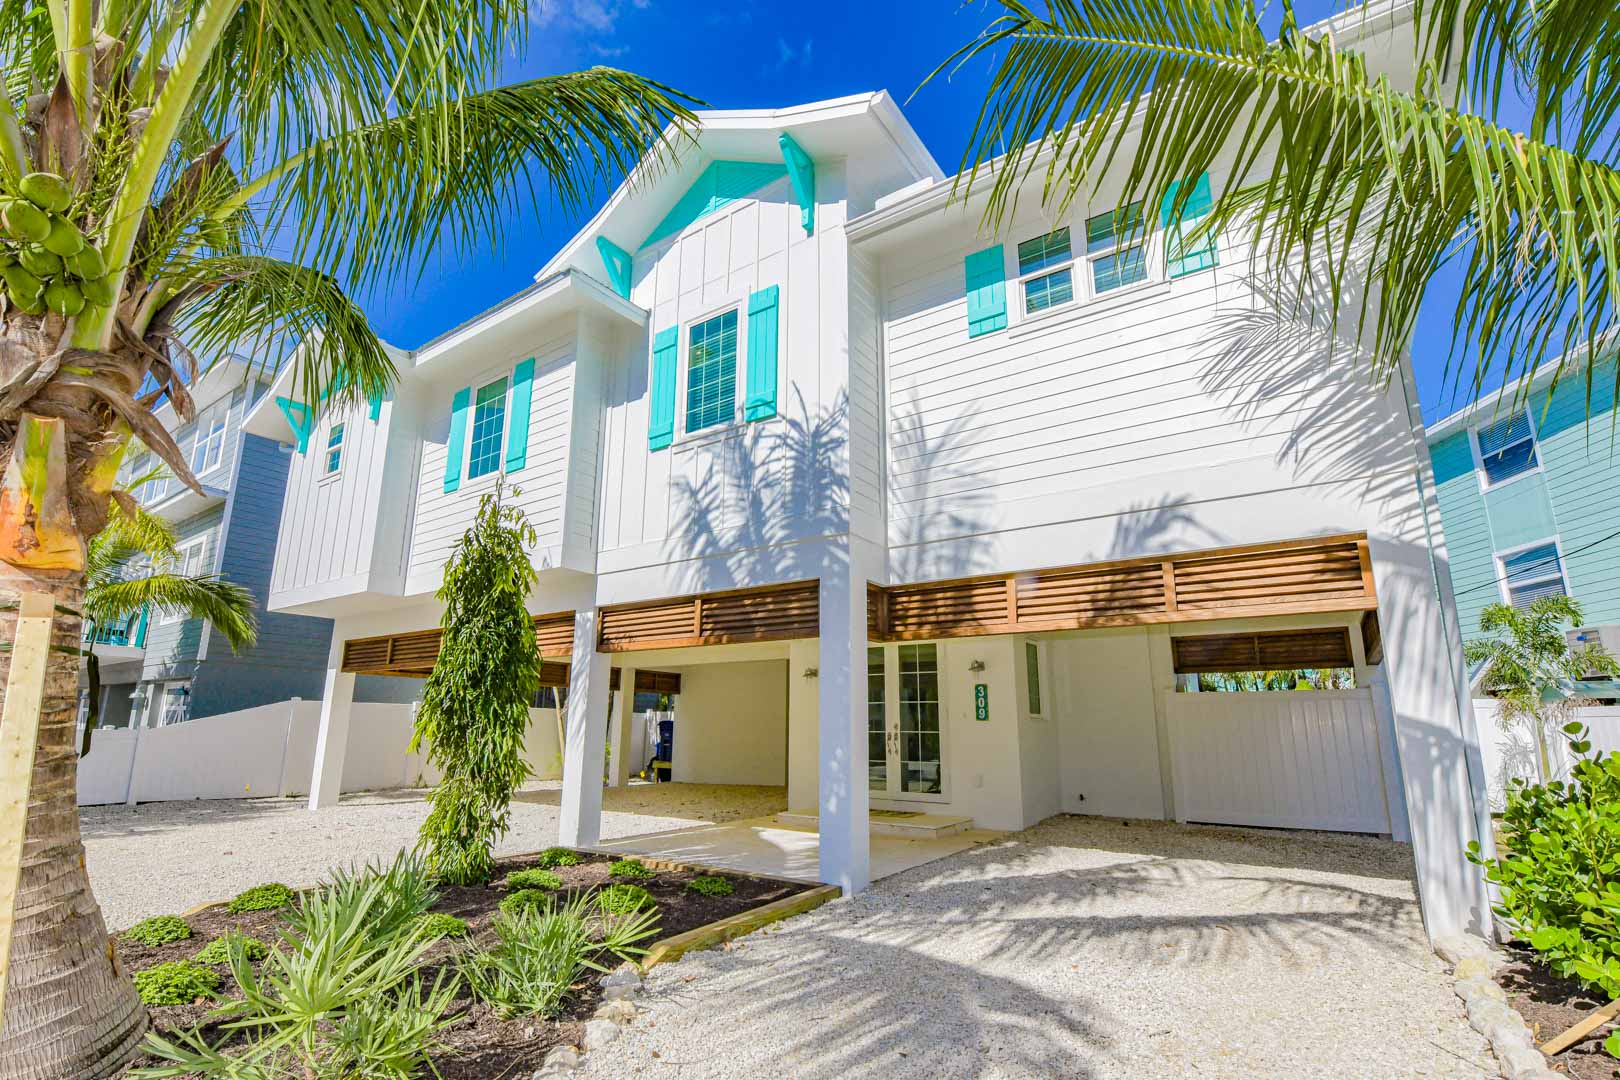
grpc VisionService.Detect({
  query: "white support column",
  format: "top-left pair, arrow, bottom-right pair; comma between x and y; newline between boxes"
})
559,607 -> 611,847
307,633 -> 355,811
606,665 -> 636,788
817,556 -> 870,895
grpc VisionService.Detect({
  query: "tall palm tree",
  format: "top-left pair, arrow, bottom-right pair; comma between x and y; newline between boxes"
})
0,2 -> 697,1074
1464,596 -> 1620,783
934,0 -> 1620,404
79,486 -> 256,749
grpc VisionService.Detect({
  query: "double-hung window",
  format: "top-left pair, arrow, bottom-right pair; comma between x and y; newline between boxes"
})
160,535 -> 210,624
190,405 -> 226,476
1016,228 -> 1075,315
1500,541 -> 1567,608
467,377 -> 508,480
1085,201 -> 1148,294
1475,409 -> 1539,486
685,309 -> 738,434
324,422 -> 345,476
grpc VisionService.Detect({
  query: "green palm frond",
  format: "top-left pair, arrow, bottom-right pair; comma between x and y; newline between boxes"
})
934,0 -> 1620,410
85,499 -> 176,583
87,572 -> 257,653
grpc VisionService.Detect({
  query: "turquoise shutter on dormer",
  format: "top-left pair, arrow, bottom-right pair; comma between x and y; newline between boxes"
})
444,386 -> 470,492
505,358 -> 535,472
745,285 -> 780,422
648,327 -> 678,450
964,247 -> 1007,337
1161,171 -> 1218,278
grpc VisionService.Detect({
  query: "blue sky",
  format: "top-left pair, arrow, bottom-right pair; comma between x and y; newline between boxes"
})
355,0 -> 1491,423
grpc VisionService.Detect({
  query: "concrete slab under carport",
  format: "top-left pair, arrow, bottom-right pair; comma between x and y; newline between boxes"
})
594,813 -> 1002,882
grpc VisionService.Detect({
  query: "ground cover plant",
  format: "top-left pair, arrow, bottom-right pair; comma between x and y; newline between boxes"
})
504,867 -> 563,891
609,858 -> 655,881
226,883 -> 294,914
687,875 -> 735,898
192,933 -> 267,965
124,915 -> 192,947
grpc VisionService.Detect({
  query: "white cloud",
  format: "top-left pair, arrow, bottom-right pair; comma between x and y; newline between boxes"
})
532,0 -> 644,34
765,35 -> 815,75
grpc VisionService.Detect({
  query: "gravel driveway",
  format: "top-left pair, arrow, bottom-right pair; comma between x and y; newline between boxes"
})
586,816 -> 1494,1079
81,781 -> 787,929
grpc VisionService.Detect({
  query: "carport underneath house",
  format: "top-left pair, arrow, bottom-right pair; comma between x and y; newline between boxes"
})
311,530 -> 1489,941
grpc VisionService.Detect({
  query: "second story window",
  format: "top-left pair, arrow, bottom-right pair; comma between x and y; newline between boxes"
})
1500,541 -> 1567,608
1475,409 -> 1539,486
467,377 -> 508,479
1085,200 -> 1147,294
324,423 -> 345,476
1017,228 -> 1074,315
190,405 -> 226,476
686,309 -> 738,434
160,534 -> 210,624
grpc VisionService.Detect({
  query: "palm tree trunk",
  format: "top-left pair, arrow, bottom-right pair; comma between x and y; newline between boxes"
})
0,561 -> 146,1079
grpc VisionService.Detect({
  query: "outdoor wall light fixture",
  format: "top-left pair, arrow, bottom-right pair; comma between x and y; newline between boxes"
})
968,659 -> 987,672
803,667 -> 819,679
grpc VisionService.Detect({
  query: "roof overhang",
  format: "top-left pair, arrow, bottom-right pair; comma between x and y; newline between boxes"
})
1424,332 -> 1619,442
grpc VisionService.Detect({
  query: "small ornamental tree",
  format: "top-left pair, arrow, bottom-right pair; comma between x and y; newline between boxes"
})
412,487 -> 542,884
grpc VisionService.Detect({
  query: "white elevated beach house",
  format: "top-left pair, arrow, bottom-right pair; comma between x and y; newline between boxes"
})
245,3 -> 1491,941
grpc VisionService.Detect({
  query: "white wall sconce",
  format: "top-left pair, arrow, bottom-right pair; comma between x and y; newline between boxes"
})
968,659 -> 987,673
802,667 -> 819,679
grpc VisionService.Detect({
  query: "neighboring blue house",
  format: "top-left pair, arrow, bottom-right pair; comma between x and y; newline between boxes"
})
1427,352 -> 1620,651
85,357 -> 337,727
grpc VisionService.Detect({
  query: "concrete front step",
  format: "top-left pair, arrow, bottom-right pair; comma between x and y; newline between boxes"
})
775,808 -> 973,839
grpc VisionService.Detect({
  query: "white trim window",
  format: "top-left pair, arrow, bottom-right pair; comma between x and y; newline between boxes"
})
466,376 -> 508,480
324,422 -> 345,476
1084,200 -> 1149,295
156,679 -> 193,726
159,533 -> 210,624
1473,409 -> 1539,487
1016,227 -> 1076,316
1498,540 -> 1568,608
684,307 -> 739,434
190,404 -> 226,477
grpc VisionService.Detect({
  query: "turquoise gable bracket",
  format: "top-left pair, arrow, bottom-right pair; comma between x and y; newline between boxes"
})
642,160 -> 789,249
596,236 -> 633,299
779,134 -> 814,236
275,396 -> 315,453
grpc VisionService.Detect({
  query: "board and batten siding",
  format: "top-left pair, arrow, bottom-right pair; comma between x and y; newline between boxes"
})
876,206 -> 1416,583
404,328 -> 577,594
593,164 -> 853,599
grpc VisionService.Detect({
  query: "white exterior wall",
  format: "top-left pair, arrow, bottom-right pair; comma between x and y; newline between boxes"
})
1050,628 -> 1168,821
668,660 -> 789,786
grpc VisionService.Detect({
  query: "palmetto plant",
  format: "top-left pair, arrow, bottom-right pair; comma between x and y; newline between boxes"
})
936,0 -> 1620,404
1464,596 -> 1620,783
0,2 -> 696,1074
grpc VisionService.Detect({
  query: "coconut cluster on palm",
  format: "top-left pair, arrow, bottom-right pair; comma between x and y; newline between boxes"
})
0,3 -> 695,1076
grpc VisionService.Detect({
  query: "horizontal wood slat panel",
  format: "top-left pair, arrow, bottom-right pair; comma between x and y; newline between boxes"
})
343,611 -> 577,677
599,580 -> 820,652
870,534 -> 1376,641
1172,627 -> 1354,674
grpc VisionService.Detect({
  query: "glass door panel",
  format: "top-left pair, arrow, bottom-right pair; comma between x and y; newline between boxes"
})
897,644 -> 942,794
867,647 -> 888,792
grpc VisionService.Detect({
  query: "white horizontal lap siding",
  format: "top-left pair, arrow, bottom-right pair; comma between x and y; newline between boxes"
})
597,164 -> 851,584
268,397 -> 386,599
1165,690 -> 1391,833
406,332 -> 575,589
849,250 -> 883,543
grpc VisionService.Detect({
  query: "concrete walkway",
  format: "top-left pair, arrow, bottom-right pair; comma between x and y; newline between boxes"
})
585,816 -> 1495,1080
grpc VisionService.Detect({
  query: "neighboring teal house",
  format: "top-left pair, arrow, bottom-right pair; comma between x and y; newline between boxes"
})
1427,353 -> 1620,651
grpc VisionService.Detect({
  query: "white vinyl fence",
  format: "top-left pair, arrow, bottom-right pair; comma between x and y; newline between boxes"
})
1472,699 -> 1620,810
78,700 -> 564,807
1165,688 -> 1396,834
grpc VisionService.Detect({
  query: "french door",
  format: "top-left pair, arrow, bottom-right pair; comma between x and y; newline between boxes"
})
866,643 -> 945,799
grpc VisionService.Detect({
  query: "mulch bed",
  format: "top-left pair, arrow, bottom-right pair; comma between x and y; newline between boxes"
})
117,850 -> 809,1078
1496,943 -> 1614,1080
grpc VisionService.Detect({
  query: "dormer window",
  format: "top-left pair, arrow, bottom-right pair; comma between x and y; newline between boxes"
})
1474,409 -> 1538,487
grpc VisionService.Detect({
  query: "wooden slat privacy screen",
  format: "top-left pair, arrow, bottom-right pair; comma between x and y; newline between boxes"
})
342,611 -> 577,677
599,580 -> 820,652
1171,627 -> 1354,674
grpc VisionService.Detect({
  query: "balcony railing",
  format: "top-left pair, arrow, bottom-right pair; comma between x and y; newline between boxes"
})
84,608 -> 149,649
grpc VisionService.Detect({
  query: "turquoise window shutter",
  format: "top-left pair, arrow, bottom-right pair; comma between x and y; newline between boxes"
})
444,386 -> 470,492
964,247 -> 1007,337
505,358 -> 535,472
648,327 -> 678,450
745,285 -> 780,421
1160,172 -> 1218,278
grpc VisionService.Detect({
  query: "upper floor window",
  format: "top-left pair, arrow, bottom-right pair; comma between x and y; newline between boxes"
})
1085,201 -> 1147,294
467,377 -> 507,479
190,405 -> 226,476
686,309 -> 738,434
324,423 -> 345,476
1016,228 -> 1075,315
1500,541 -> 1567,608
159,534 -> 210,625
1474,409 -> 1538,486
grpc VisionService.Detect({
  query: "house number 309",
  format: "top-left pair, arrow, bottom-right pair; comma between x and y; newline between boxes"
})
974,684 -> 989,721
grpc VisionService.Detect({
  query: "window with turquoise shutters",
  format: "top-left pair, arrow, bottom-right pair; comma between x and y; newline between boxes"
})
964,246 -> 1007,337
1085,201 -> 1147,293
1160,173 -> 1218,278
686,309 -> 738,433
648,327 -> 678,450
745,285 -> 779,421
467,377 -> 508,479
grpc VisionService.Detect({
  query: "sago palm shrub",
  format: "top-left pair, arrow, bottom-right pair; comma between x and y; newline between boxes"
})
0,2 -> 695,1074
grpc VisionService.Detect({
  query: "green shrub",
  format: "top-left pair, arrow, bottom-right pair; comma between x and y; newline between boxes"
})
503,868 -> 563,892
192,933 -> 268,965
123,914 -> 192,946
597,884 -> 655,915
685,875 -> 734,898
415,913 -> 470,939
608,859 -> 654,881
534,846 -> 584,869
133,961 -> 220,1006
499,888 -> 554,918
1470,723 -> 1620,1055
464,892 -> 660,1018
228,882 -> 295,913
